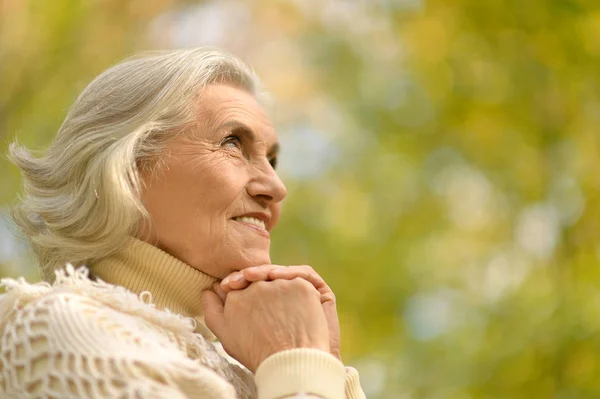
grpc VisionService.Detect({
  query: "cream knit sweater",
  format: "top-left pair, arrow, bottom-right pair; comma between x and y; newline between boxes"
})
0,239 -> 366,399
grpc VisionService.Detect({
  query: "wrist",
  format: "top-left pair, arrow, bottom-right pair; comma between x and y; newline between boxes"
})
331,349 -> 342,362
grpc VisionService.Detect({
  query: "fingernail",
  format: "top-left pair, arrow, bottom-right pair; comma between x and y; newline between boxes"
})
222,276 -> 230,285
232,273 -> 244,282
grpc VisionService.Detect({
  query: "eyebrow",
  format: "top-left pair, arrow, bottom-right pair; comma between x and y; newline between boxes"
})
219,120 -> 280,156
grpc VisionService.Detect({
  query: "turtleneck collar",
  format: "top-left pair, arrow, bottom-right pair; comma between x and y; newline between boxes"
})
89,238 -> 218,322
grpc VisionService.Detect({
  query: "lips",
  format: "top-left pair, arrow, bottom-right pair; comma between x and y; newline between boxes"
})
231,216 -> 266,230
231,212 -> 271,238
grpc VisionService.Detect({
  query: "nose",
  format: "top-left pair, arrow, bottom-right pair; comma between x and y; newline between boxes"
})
247,160 -> 287,204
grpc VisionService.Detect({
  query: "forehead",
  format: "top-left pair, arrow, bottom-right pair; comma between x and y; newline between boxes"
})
196,84 -> 277,141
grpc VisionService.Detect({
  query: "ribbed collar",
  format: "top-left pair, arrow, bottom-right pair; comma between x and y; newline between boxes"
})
89,238 -> 217,323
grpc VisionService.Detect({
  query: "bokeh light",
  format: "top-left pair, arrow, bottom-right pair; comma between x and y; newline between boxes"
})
2,0 -> 600,397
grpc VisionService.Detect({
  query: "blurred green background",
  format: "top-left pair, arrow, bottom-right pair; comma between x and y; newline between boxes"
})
2,0 -> 600,397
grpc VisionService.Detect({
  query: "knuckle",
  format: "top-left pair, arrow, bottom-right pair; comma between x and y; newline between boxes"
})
224,290 -> 242,308
253,280 -> 270,291
303,265 -> 322,280
322,292 -> 337,303
292,277 -> 314,291
274,279 -> 292,289
299,265 -> 315,275
227,289 -> 243,301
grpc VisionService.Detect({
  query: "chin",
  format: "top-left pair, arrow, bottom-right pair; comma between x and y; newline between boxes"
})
238,250 -> 272,270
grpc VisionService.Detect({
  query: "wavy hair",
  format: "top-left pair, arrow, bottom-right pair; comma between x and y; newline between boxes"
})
9,48 -> 261,282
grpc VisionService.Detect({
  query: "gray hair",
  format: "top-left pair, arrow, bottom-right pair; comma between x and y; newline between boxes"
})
9,48 -> 261,282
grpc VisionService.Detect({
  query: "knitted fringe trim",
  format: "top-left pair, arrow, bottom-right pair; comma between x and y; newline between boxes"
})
0,264 -> 257,399
0,264 -> 197,339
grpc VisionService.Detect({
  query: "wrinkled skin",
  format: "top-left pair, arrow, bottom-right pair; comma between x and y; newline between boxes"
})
140,84 -> 342,366
139,84 -> 286,279
218,265 -> 341,361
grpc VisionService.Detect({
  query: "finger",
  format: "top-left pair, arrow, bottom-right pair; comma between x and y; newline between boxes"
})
221,272 -> 245,292
242,265 -> 281,282
269,266 -> 331,296
212,282 -> 228,302
225,266 -> 282,291
201,290 -> 224,337
228,274 -> 251,290
274,266 -> 335,304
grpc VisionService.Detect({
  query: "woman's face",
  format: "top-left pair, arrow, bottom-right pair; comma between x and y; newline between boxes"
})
140,84 -> 287,279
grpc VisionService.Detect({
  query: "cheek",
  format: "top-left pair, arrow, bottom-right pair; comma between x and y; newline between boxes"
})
199,160 -> 249,212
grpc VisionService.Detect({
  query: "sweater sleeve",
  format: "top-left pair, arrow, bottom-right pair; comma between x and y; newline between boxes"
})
0,292 -> 238,398
254,349 -> 366,399
0,289 -> 367,399
344,367 -> 366,399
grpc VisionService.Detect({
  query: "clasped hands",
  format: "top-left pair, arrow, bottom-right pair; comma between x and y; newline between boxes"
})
201,265 -> 341,373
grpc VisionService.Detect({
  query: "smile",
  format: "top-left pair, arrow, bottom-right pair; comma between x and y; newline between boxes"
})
232,216 -> 266,229
232,216 -> 270,237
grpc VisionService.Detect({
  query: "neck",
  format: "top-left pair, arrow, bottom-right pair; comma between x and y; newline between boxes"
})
89,238 -> 218,321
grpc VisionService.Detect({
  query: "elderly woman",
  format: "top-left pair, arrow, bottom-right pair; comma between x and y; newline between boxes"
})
0,48 -> 366,399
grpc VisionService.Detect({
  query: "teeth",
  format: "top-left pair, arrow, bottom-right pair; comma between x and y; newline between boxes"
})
234,216 -> 266,229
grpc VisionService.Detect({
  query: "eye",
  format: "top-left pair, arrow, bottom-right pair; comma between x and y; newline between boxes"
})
269,157 -> 278,169
222,134 -> 242,150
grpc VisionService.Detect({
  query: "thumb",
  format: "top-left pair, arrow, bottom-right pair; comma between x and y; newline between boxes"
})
201,290 -> 224,336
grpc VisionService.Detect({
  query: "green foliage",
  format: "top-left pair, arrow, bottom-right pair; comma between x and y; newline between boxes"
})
2,0 -> 600,397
